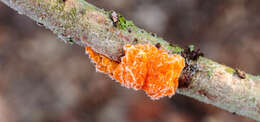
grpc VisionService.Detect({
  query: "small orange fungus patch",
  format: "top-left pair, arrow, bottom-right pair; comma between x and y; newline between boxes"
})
85,46 -> 118,75
85,44 -> 185,100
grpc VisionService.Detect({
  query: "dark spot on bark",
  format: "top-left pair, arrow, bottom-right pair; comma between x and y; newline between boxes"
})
128,29 -> 132,33
178,64 -> 197,88
68,37 -> 74,45
182,46 -> 204,61
117,48 -> 125,62
151,33 -> 156,37
36,22 -> 44,27
232,112 -> 236,115
178,74 -> 191,88
235,68 -> 246,79
198,89 -> 207,96
110,11 -> 118,26
197,89 -> 216,100
120,52 -> 125,58
133,38 -> 138,44
179,45 -> 201,88
155,43 -> 161,49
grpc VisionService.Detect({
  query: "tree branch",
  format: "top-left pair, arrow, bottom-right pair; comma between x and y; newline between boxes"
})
1,0 -> 260,120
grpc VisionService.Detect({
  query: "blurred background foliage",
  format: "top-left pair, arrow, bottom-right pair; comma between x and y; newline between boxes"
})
0,0 -> 260,122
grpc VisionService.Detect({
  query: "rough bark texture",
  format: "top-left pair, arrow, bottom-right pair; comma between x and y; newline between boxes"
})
1,0 -> 260,121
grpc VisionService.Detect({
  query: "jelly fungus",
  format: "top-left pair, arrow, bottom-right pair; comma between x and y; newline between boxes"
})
85,44 -> 185,100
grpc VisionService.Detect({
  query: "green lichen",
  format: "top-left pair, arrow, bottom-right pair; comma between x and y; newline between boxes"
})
67,8 -> 77,20
56,3 -> 65,12
225,67 -> 235,74
169,46 -> 184,54
49,0 -> 64,11
116,14 -> 135,31
189,45 -> 195,51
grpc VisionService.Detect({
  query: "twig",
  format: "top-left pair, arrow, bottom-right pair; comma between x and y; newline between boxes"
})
1,0 -> 260,120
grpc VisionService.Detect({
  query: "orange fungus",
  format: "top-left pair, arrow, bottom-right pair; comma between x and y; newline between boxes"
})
85,46 -> 118,75
85,44 -> 185,100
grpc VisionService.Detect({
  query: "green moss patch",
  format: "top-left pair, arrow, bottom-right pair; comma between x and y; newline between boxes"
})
225,67 -> 235,74
169,45 -> 184,54
116,14 -> 134,30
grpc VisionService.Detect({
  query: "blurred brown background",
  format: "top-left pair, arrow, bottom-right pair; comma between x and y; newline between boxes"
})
0,0 -> 260,122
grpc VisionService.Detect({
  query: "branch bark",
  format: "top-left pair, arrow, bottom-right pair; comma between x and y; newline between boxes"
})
1,0 -> 260,120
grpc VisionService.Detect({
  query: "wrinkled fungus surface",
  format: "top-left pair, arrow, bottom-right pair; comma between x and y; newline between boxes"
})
85,44 -> 185,100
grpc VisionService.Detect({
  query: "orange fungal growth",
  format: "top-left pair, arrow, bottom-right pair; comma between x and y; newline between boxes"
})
85,46 -> 119,75
113,44 -> 185,99
85,44 -> 185,100
143,48 -> 185,99
113,44 -> 150,90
